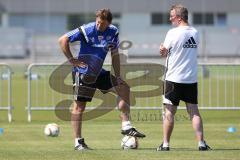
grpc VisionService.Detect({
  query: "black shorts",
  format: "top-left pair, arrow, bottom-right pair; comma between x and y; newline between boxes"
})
72,71 -> 118,102
163,80 -> 198,106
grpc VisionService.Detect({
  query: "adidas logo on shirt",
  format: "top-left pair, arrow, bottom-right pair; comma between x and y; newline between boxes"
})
183,37 -> 197,48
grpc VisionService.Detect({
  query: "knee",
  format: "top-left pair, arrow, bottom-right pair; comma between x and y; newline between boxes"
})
72,102 -> 86,114
187,107 -> 200,120
163,110 -> 175,123
72,107 -> 85,115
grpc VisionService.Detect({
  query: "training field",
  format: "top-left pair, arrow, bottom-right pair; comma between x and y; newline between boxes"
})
0,110 -> 240,160
0,64 -> 240,160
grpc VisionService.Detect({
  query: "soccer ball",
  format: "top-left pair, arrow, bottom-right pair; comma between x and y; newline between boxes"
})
121,136 -> 138,149
44,123 -> 60,137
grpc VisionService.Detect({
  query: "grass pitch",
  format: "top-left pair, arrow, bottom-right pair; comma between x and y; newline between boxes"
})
0,64 -> 240,160
0,110 -> 240,160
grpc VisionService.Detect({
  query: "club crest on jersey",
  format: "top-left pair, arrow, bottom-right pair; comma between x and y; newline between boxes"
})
98,36 -> 104,42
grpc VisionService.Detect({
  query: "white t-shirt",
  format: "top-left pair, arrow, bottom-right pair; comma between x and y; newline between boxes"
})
163,26 -> 199,83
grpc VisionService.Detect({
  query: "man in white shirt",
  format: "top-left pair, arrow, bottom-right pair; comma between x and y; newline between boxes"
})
157,4 -> 211,151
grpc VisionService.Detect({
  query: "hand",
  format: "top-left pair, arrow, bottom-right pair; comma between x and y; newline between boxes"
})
69,58 -> 87,67
159,43 -> 168,57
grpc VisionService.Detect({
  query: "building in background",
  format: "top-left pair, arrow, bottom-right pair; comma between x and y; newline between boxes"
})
0,0 -> 240,62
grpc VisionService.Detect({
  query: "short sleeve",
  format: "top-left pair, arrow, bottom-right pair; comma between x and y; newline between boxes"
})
163,30 -> 173,50
109,30 -> 120,50
66,28 -> 82,43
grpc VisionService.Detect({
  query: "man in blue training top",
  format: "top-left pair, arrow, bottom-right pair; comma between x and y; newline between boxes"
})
59,8 -> 145,150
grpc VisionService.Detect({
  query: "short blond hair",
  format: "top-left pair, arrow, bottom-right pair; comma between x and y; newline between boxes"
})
171,4 -> 188,22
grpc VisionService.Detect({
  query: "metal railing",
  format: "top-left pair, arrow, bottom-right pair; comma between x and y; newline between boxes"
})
198,63 -> 240,110
0,63 -> 13,122
26,63 -> 240,121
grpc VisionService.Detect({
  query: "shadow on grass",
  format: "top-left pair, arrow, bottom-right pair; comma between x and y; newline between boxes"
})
142,147 -> 240,152
212,148 -> 240,151
71,147 -> 240,152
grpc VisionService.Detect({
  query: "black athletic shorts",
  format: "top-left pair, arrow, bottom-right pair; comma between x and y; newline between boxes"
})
163,80 -> 198,106
72,71 -> 118,102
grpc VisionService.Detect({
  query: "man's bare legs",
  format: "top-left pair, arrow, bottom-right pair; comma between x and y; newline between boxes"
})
186,103 -> 204,142
114,82 -> 130,122
162,104 -> 177,148
158,102 -> 211,151
113,80 -> 146,137
71,101 -> 90,150
186,103 -> 211,150
71,101 -> 86,139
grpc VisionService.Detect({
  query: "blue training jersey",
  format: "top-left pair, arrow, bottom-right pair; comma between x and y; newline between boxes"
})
67,22 -> 119,75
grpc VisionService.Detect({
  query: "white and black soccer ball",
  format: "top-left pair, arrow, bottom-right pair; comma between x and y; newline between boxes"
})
121,135 -> 138,149
44,123 -> 60,137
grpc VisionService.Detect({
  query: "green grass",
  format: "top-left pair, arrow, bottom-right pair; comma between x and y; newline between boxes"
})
0,64 -> 240,160
0,110 -> 240,160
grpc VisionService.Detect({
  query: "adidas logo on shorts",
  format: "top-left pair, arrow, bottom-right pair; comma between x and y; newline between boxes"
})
183,37 -> 197,48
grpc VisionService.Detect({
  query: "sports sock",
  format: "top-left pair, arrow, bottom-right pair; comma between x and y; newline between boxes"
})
163,142 -> 169,148
122,121 -> 133,130
198,140 -> 206,147
75,138 -> 83,147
